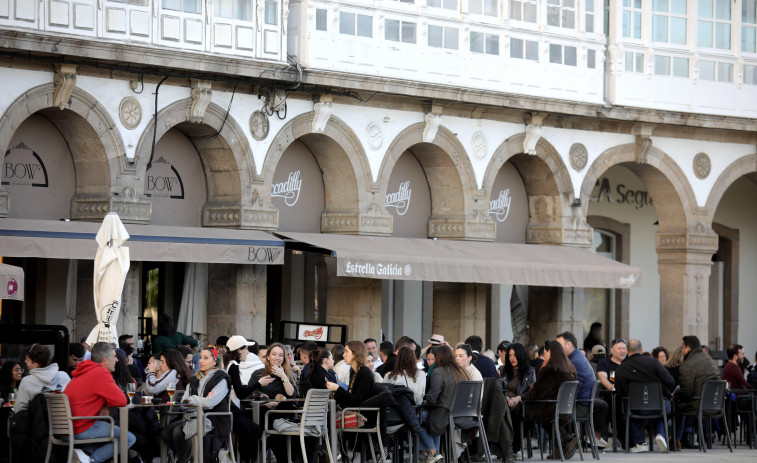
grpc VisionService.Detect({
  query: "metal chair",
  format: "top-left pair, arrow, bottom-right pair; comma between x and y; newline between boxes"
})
443,380 -> 492,463
44,393 -> 118,463
205,395 -> 236,463
676,380 -> 733,453
522,380 -> 580,462
337,405 -> 385,463
261,388 -> 335,463
575,380 -> 600,460
622,382 -> 669,454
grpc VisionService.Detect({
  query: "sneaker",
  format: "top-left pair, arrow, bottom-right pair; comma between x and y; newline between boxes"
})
655,434 -> 668,453
629,442 -> 649,453
430,452 -> 444,463
563,437 -> 578,460
73,449 -> 91,463
593,436 -> 608,449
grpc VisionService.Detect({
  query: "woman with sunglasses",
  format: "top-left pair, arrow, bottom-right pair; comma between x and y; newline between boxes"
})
14,344 -> 70,412
455,344 -> 483,382
161,346 -> 231,463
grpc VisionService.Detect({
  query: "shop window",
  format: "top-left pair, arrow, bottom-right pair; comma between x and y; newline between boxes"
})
624,51 -> 644,72
340,12 -> 373,37
427,0 -> 457,11
549,43 -> 577,66
385,19 -> 417,43
742,0 -> 756,52
469,0 -> 498,17
622,0 -> 642,39
698,0 -> 731,49
585,0 -> 595,32
470,31 -> 499,55
652,0 -> 687,45
510,37 -> 538,61
744,64 -> 757,84
510,0 -> 536,23
215,0 -> 251,21
699,60 -> 732,82
264,0 -> 278,25
162,0 -> 200,13
428,25 -> 459,49
547,0 -> 576,29
316,8 -> 327,31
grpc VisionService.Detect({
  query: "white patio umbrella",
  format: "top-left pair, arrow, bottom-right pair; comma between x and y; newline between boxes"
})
86,212 -> 130,346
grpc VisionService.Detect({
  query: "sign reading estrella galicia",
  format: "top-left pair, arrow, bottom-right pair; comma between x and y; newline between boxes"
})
344,261 -> 411,277
386,180 -> 412,215
489,189 -> 512,222
271,171 -> 302,207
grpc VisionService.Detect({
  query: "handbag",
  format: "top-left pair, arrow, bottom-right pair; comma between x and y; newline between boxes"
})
335,410 -> 367,429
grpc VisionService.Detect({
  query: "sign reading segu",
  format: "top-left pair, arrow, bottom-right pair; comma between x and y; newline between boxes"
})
343,261 -> 412,278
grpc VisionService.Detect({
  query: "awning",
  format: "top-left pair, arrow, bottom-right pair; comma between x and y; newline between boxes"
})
0,262 -> 24,300
0,218 -> 284,265
276,232 -> 641,289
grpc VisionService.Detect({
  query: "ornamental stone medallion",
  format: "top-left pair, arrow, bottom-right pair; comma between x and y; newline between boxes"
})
119,97 -> 142,130
570,143 -> 588,171
693,152 -> 711,179
471,131 -> 487,160
250,110 -> 270,141
366,122 -> 383,150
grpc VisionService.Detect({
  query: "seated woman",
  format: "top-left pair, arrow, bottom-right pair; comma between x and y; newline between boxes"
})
145,349 -> 192,404
298,341 -> 319,383
224,335 -> 262,463
308,348 -> 336,390
455,344 -> 483,381
522,341 -> 577,459
14,344 -> 70,412
0,361 -> 23,403
161,346 -> 232,463
498,342 -> 536,456
421,345 -> 470,463
383,346 -> 426,405
326,341 -> 375,408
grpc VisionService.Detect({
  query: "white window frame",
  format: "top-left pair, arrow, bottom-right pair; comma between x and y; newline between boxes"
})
585,0 -> 595,33
697,0 -> 732,50
428,24 -> 459,49
468,0 -> 498,17
385,18 -> 417,43
510,0 -> 537,23
510,37 -> 539,61
547,0 -> 576,29
549,43 -> 577,65
624,51 -> 644,73
214,0 -> 251,21
339,11 -> 373,38
622,0 -> 642,39
698,59 -> 732,82
651,0 -> 687,45
427,0 -> 457,11
653,54 -> 689,77
743,0 -> 757,52
470,31 -> 499,55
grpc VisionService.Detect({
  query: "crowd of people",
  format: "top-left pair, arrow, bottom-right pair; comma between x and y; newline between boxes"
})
2,317 -> 755,463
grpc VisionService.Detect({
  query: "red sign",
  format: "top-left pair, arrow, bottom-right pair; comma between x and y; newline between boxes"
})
6,278 -> 17,297
303,327 -> 323,340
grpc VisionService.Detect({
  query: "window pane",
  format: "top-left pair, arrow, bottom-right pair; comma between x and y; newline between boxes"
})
316,9 -> 327,31
634,0 -> 641,7
587,49 -> 596,68
484,0 -> 497,16
163,0 -> 180,11
402,22 -> 416,43
357,14 -> 372,37
562,9 -> 575,28
471,31 -> 484,53
715,23 -> 730,49
625,51 -> 634,71
653,0 -> 667,12
586,0 -> 594,12
564,46 -> 577,66
444,27 -> 459,49
549,44 -> 562,63
586,13 -> 594,32
443,0 -> 456,9
236,0 -> 250,20
698,20 -> 713,46
715,0 -> 730,20
744,64 -> 757,84
547,7 -> 560,26
633,12 -> 642,38
427,0 -> 441,7
717,62 -> 732,82
428,25 -> 443,47
525,40 -> 539,60
486,34 -> 499,54
635,53 -> 644,71
671,0 -> 686,14
340,12 -> 355,35
623,11 -> 631,37
743,26 -> 756,52
673,57 -> 688,76
264,0 -> 277,24
671,17 -> 686,43
215,0 -> 232,18
510,2 -> 521,20
654,55 -> 670,75
385,19 -> 400,41
744,0 -> 757,23
524,3 -> 537,21
183,0 -> 199,12
698,0 -> 713,19
469,0 -> 482,14
652,15 -> 668,41
699,60 -> 715,80
511,38 -> 524,58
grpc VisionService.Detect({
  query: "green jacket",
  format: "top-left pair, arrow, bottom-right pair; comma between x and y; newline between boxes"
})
153,331 -> 198,354
677,347 -> 719,414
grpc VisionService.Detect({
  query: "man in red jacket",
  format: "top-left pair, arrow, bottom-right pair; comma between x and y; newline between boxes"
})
65,342 -> 136,463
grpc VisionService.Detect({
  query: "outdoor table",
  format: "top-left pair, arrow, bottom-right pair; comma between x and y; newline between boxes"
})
598,388 -> 618,452
118,401 -> 203,463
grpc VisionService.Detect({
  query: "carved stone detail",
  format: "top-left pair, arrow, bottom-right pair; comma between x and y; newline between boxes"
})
526,218 -> 593,247
321,208 -> 393,235
655,230 -> 719,254
523,112 -> 547,155
312,95 -> 333,133
471,131 -> 487,160
366,122 -> 383,150
119,97 -> 142,130
569,143 -> 588,171
250,110 -> 270,141
423,105 -> 443,143
190,79 -> 213,124
632,124 -> 654,164
71,193 -> 151,224
693,152 -> 711,179
53,64 -> 77,110
0,189 -> 9,217
606,43 -> 623,77
203,202 -> 279,230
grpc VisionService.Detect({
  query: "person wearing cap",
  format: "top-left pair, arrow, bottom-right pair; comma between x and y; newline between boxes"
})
223,335 -> 262,463
590,344 -> 606,375
597,339 -> 626,391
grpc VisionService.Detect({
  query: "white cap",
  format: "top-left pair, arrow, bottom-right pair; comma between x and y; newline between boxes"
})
227,335 -> 255,352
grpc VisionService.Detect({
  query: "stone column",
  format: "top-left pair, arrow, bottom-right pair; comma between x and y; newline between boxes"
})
324,257 -> 382,342
118,264 -> 141,340
207,264 -> 268,343
656,229 -> 718,350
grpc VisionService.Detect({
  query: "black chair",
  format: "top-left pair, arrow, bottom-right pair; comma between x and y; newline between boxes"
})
676,380 -> 733,453
442,381 -> 492,463
575,380 -> 600,460
522,380 -> 580,462
730,389 -> 756,449
623,382 -> 669,454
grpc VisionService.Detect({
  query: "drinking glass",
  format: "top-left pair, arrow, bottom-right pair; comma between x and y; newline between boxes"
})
126,383 -> 136,402
8,393 -> 16,407
166,382 -> 177,404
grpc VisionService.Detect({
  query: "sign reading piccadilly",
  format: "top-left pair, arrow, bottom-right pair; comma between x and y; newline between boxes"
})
344,261 -> 411,277
386,180 -> 412,215
2,142 -> 49,187
489,189 -> 512,222
272,170 -> 302,207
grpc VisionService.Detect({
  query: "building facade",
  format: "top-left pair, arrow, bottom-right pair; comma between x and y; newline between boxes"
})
0,0 -> 755,355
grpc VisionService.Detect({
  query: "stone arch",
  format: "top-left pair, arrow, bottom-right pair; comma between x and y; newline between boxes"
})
262,112 -> 380,233
0,83 -> 123,196
579,144 -> 698,231
377,123 -> 479,223
705,154 -> 757,215
134,99 -> 254,206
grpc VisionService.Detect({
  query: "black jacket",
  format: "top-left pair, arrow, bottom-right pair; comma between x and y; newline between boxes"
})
383,383 -> 422,435
615,353 -> 676,398
334,366 -> 375,408
376,354 -> 396,377
481,377 -> 514,460
474,354 -> 498,379
309,365 -> 332,390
